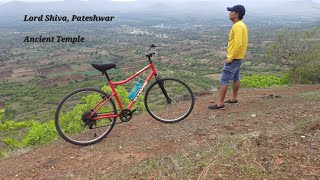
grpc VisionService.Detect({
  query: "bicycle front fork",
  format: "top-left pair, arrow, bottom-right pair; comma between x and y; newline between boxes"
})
155,75 -> 171,104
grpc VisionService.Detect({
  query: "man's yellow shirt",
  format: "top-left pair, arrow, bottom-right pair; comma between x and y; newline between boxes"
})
227,20 -> 248,62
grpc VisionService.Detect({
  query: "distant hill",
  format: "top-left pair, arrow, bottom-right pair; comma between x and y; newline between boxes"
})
0,0 -> 318,19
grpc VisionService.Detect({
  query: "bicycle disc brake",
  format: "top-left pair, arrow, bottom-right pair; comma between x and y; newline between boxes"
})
119,109 -> 133,122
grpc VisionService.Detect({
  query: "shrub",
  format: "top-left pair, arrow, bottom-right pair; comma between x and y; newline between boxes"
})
21,120 -> 57,147
288,63 -> 320,84
241,74 -> 288,88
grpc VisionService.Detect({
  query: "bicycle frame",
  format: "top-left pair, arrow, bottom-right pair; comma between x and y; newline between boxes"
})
90,62 -> 158,121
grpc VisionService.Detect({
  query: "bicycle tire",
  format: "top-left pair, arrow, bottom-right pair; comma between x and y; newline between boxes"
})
144,78 -> 195,123
55,88 -> 117,145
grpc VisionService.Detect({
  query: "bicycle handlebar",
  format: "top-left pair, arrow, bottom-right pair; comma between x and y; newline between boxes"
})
146,51 -> 158,58
146,44 -> 159,58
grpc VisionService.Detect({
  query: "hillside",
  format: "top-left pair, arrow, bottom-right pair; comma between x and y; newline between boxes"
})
0,85 -> 319,179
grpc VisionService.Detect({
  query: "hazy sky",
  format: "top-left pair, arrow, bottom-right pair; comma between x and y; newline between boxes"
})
0,0 -> 317,2
0,0 -> 318,18
0,0 -> 319,6
0,0 -> 138,5
0,0 -> 135,1
0,0 -> 135,3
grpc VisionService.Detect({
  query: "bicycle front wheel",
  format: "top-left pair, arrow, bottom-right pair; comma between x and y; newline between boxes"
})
144,78 -> 195,123
55,88 -> 117,145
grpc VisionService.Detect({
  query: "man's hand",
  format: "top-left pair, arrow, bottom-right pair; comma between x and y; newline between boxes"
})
225,58 -> 231,64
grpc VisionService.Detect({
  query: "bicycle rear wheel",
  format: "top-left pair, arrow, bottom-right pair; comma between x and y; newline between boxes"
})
55,88 -> 117,145
144,78 -> 195,123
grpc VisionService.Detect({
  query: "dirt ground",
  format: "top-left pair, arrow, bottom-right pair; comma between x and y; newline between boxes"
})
0,85 -> 319,179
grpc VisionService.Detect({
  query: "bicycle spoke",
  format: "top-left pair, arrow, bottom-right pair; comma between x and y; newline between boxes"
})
55,88 -> 117,145
145,78 -> 194,123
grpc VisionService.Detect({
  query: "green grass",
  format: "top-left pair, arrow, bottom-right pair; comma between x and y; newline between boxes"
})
296,90 -> 320,101
218,140 -> 236,158
241,163 -> 265,179
107,135 -> 268,179
293,114 -> 320,135
243,61 -> 252,66
107,144 -> 220,179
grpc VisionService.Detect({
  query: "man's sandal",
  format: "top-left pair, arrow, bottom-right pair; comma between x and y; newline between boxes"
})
224,99 -> 238,103
208,104 -> 225,110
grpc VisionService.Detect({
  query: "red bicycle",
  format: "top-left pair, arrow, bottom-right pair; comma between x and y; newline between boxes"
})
55,45 -> 195,145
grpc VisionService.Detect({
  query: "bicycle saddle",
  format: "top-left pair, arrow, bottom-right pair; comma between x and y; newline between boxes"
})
92,63 -> 116,72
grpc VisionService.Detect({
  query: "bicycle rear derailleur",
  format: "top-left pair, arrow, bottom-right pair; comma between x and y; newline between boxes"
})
82,111 -> 97,129
119,109 -> 136,122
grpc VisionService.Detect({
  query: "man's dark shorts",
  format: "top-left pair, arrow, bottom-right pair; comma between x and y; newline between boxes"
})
220,59 -> 242,85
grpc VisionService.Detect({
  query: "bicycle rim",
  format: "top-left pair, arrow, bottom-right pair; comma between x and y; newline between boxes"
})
55,88 -> 117,145
145,78 -> 194,123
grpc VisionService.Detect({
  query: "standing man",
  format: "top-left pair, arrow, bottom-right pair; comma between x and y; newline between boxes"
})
208,5 -> 248,110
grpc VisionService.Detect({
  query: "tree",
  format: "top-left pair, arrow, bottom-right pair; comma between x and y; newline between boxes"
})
269,28 -> 319,68
268,28 -> 320,83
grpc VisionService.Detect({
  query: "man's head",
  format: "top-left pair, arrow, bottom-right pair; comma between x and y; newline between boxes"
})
227,5 -> 245,21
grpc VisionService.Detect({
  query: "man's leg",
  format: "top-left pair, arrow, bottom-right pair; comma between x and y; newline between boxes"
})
230,62 -> 241,102
208,84 -> 227,109
232,80 -> 240,101
208,65 -> 229,109
217,84 -> 228,106
208,61 -> 238,109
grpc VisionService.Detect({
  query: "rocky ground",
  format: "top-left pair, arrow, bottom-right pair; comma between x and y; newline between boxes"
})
0,85 -> 319,179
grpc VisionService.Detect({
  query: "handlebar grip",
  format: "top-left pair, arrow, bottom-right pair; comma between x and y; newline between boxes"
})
146,53 -> 152,58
